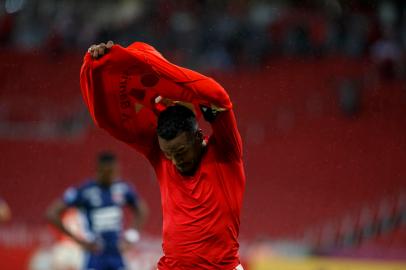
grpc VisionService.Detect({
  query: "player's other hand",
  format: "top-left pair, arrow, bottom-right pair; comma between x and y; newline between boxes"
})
87,41 -> 114,59
119,238 -> 132,252
76,238 -> 102,253
119,228 -> 140,251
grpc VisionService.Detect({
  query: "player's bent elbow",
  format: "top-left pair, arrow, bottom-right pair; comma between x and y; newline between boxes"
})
206,78 -> 232,109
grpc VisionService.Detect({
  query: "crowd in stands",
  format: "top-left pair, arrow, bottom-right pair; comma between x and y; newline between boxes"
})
0,0 -> 405,74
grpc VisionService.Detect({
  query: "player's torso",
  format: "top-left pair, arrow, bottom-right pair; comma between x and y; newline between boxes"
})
154,142 -> 245,267
80,181 -> 127,251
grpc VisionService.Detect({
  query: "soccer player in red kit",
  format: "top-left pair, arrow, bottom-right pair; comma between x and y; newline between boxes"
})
82,41 -> 245,270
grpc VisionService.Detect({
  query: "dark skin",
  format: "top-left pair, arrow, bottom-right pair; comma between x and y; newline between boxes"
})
0,199 -> 11,223
88,41 -> 114,58
88,41 -> 207,176
158,130 -> 205,176
46,161 -> 148,252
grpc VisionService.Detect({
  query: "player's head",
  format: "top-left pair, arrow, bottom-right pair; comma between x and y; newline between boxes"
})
157,105 -> 204,175
96,152 -> 118,186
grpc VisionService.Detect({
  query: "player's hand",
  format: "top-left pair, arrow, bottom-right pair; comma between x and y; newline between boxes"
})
119,238 -> 132,252
75,238 -> 102,253
119,228 -> 140,251
87,41 -> 114,59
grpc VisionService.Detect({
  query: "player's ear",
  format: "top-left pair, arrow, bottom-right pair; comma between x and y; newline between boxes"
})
196,129 -> 203,141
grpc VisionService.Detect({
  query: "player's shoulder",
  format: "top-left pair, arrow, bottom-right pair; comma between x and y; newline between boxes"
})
112,180 -> 134,192
63,179 -> 98,205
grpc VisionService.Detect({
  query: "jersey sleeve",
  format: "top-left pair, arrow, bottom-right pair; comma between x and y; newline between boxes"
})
80,51 -> 159,163
127,42 -> 232,110
80,41 -> 239,162
63,187 -> 83,207
205,108 -> 243,161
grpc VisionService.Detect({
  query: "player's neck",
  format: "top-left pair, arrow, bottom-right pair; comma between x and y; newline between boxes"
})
96,179 -> 113,188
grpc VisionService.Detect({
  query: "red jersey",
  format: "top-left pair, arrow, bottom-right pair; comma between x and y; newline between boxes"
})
80,42 -> 245,269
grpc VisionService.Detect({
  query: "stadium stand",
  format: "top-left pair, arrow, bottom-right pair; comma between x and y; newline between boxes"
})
0,51 -> 405,239
1,1 -> 405,269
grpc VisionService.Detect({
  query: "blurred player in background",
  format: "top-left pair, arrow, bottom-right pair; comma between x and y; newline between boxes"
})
82,41 -> 245,270
46,152 -> 148,270
0,197 -> 11,223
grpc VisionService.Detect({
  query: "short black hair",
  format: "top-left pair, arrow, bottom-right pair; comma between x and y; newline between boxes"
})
97,151 -> 116,164
157,105 -> 197,140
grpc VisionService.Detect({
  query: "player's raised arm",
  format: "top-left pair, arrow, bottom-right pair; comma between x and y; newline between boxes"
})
202,107 -> 243,161
82,41 -> 241,161
128,42 -> 232,109
80,41 -> 159,162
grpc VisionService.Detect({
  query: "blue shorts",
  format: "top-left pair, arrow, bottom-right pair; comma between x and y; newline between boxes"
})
84,253 -> 125,270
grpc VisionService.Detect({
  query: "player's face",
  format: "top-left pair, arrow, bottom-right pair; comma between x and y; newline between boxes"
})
97,162 -> 118,185
158,131 -> 202,175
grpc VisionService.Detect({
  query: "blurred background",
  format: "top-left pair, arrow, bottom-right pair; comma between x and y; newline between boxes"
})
0,0 -> 406,269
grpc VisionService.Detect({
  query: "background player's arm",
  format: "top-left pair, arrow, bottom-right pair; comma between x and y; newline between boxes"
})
123,184 -> 148,231
120,199 -> 148,250
46,199 -> 99,252
128,198 -> 148,231
120,185 -> 148,249
46,199 -> 76,239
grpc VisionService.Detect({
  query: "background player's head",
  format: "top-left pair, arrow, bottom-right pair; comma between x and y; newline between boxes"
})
157,105 -> 204,175
96,152 -> 118,186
